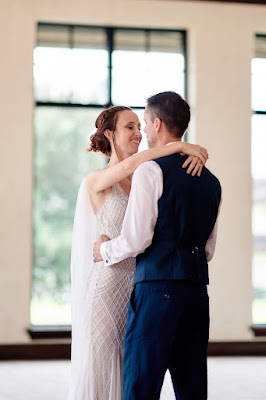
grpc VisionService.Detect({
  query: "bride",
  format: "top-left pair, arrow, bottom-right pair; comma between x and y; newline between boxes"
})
68,105 -> 208,399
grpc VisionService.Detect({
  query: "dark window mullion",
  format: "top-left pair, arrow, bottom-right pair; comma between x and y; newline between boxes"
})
106,28 -> 113,107
69,26 -> 74,103
182,31 -> 188,102
145,29 -> 150,53
35,102 -> 146,109
36,102 -> 107,108
182,31 -> 188,142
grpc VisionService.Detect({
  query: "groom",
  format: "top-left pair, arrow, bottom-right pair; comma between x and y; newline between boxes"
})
94,91 -> 221,400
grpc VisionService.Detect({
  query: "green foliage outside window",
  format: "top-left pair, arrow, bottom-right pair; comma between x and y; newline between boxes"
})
32,107 -> 106,324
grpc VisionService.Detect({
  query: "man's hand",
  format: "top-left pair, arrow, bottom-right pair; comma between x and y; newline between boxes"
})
93,234 -> 110,262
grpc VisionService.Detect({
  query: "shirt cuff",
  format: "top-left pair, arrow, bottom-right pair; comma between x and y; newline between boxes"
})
100,241 -> 112,266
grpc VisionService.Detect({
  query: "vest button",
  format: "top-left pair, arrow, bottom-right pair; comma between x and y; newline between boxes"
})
165,293 -> 170,299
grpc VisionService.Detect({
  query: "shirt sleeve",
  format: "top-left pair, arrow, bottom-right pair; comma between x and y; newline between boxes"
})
205,200 -> 222,262
100,161 -> 163,266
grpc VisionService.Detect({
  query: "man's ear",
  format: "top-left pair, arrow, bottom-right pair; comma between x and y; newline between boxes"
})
154,117 -> 162,133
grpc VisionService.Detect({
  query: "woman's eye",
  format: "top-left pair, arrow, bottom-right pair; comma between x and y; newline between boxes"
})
127,126 -> 134,130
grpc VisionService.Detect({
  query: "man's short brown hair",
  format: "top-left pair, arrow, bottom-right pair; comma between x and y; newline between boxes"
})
147,91 -> 190,138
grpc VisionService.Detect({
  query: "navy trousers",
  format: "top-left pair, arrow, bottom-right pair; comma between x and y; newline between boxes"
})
122,280 -> 209,400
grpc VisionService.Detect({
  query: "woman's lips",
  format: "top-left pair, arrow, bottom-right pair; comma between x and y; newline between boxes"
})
131,138 -> 141,145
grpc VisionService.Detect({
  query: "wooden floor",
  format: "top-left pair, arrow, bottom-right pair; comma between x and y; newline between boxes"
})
0,357 -> 265,399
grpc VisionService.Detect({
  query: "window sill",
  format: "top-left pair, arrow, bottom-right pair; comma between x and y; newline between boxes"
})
251,325 -> 266,337
27,324 -> 266,340
27,325 -> 71,339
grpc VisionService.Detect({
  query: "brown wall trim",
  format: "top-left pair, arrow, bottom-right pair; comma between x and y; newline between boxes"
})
168,0 -> 266,4
209,341 -> 266,356
1,342 -> 266,360
0,344 -> 70,360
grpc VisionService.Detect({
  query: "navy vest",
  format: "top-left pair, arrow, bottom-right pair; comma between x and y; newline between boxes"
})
135,154 -> 221,285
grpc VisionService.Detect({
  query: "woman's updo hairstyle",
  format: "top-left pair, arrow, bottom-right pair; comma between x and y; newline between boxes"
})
88,106 -> 131,157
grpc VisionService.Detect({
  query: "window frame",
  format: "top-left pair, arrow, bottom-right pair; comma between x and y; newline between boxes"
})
30,22 -> 187,338
251,33 -> 266,336
35,22 -> 187,109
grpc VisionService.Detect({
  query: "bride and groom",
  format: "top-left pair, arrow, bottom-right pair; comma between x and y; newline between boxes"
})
69,91 -> 221,400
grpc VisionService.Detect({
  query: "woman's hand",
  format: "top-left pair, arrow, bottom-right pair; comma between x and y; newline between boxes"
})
181,143 -> 208,165
182,156 -> 204,177
180,143 -> 208,177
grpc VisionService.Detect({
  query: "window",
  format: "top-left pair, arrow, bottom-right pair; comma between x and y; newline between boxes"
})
32,23 -> 186,325
252,34 -> 266,325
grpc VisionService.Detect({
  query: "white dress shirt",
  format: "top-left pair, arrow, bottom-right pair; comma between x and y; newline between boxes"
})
100,161 -> 219,266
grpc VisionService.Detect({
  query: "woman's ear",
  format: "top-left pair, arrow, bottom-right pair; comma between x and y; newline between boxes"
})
104,129 -> 113,141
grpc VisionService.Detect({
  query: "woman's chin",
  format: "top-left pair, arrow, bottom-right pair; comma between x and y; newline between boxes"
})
128,142 -> 139,153
132,146 -> 139,154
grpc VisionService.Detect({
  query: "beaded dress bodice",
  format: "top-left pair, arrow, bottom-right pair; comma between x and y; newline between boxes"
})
97,182 -> 130,240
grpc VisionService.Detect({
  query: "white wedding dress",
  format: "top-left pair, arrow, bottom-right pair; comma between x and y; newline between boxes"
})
68,179 -> 135,400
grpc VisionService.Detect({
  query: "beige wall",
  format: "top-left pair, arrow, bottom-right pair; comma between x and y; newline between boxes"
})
1,0 -> 266,343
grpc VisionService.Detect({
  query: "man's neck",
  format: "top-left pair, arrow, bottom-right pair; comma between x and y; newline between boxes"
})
155,137 -> 181,147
